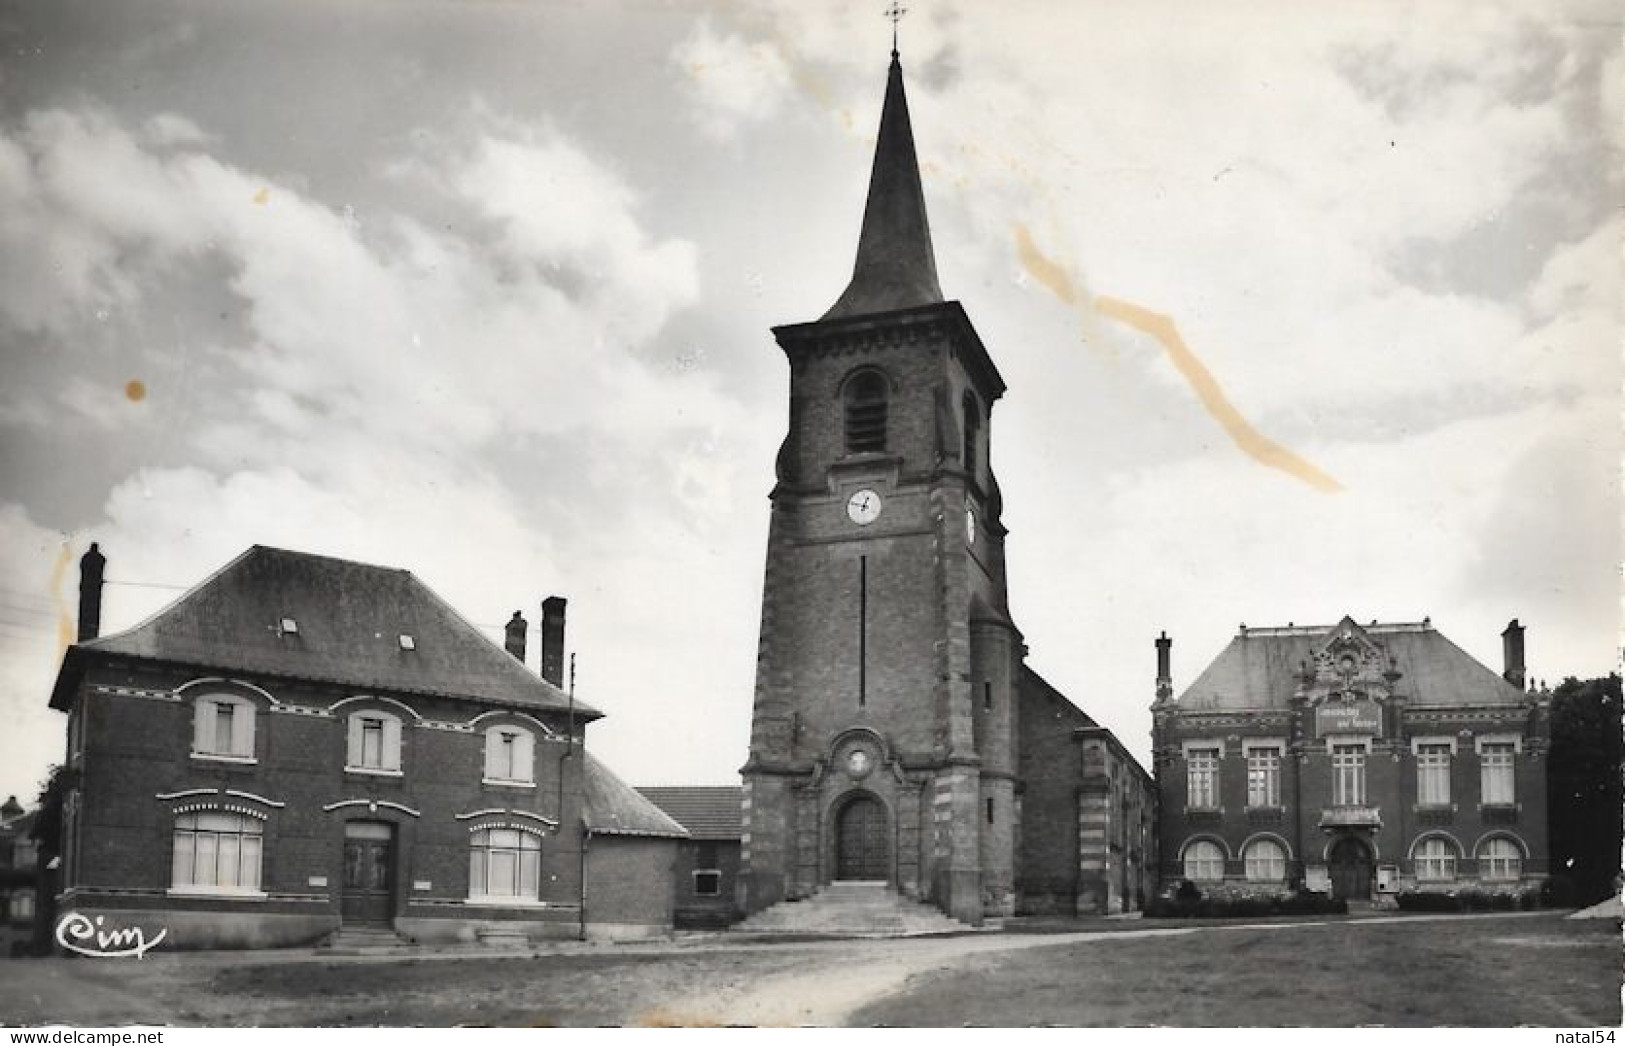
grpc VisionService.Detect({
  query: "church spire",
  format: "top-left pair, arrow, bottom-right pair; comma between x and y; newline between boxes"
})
822,49 -> 945,320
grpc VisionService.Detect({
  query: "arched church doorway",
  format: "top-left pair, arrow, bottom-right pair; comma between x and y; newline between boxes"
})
835,793 -> 889,880
1328,836 -> 1372,901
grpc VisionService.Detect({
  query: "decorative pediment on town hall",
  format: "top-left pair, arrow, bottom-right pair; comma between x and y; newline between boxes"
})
1308,616 -> 1398,704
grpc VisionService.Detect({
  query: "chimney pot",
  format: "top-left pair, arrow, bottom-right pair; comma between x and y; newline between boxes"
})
1500,619 -> 1526,689
1154,631 -> 1173,701
504,610 -> 527,664
541,596 -> 567,689
77,542 -> 106,642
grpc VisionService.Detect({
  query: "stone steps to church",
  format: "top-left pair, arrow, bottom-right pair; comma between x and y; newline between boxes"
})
732,882 -> 973,937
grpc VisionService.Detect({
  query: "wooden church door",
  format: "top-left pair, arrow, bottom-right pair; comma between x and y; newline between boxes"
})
835,795 -> 889,880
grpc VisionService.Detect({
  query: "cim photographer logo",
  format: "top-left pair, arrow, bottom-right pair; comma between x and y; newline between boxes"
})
55,912 -> 168,959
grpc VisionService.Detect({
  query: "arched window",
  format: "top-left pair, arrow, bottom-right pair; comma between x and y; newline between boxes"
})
172,810 -> 263,893
962,390 -> 981,476
1182,839 -> 1225,882
469,827 -> 541,901
1477,837 -> 1522,880
190,694 -> 257,761
346,710 -> 403,773
1243,838 -> 1287,882
483,725 -> 536,785
843,370 -> 888,453
1415,836 -> 1458,881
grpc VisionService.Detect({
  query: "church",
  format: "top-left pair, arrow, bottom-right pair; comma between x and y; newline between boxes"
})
739,48 -> 1157,925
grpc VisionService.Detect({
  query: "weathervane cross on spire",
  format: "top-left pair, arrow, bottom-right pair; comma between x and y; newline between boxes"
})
885,1 -> 908,56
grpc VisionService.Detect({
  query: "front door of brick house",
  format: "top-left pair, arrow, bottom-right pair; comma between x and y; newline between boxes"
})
341,821 -> 395,925
1328,836 -> 1372,902
835,795 -> 888,880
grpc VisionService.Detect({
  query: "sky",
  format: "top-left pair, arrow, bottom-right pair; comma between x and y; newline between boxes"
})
0,0 -> 1619,807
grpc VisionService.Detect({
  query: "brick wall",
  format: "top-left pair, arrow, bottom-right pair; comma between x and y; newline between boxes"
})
58,657 -> 608,948
584,835 -> 677,939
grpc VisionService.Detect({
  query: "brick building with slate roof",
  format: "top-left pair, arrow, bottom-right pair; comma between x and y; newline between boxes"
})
46,544 -> 686,949
637,786 -> 744,928
1152,616 -> 1550,904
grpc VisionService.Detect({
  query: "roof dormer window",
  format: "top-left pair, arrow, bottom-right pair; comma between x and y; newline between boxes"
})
399,634 -> 416,651
280,617 -> 298,635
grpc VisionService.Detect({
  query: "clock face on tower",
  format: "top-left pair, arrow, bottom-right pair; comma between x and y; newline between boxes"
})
847,488 -> 882,526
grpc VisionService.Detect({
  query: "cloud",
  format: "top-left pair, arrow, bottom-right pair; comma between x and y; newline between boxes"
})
672,19 -> 794,140
0,99 -> 774,800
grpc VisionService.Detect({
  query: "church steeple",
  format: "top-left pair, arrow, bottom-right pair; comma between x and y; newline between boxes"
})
822,51 -> 945,320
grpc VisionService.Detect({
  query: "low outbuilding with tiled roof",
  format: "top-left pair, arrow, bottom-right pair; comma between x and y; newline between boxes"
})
636,786 -> 744,928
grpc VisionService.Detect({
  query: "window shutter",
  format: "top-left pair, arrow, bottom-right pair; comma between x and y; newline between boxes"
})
347,713 -> 365,767
230,701 -> 255,757
194,699 -> 217,754
382,715 -> 403,771
484,727 -> 502,779
514,729 -> 534,783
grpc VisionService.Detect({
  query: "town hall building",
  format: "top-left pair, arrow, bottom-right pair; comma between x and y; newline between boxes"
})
739,48 -> 1157,925
1152,618 -> 1550,903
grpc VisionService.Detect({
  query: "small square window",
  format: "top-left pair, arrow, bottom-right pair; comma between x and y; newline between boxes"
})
399,634 -> 416,650
280,617 -> 298,635
693,870 -> 721,896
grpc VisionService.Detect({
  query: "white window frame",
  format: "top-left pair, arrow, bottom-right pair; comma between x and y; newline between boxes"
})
1414,741 -> 1452,807
482,725 -> 537,787
1181,839 -> 1226,882
10,889 -> 35,922
467,826 -> 543,905
1414,835 -> 1458,882
1243,838 -> 1288,882
169,809 -> 266,898
1330,739 -> 1370,806
1183,743 -> 1222,811
1477,737 -> 1518,806
346,710 -> 404,776
1477,836 -> 1523,880
692,870 -> 722,896
1244,742 -> 1284,808
190,694 -> 258,763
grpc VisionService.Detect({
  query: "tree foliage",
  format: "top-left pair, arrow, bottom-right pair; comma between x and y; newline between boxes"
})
1546,674 -> 1622,906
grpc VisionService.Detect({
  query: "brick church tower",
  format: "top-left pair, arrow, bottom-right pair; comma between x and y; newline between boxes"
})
740,48 -> 1022,925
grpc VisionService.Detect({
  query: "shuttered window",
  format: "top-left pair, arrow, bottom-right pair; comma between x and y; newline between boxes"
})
192,696 -> 256,759
843,370 -> 888,453
346,711 -> 403,773
483,726 -> 535,784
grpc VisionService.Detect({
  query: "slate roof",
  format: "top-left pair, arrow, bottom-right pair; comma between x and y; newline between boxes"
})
1176,619 -> 1528,712
1021,665 -> 1099,730
51,545 -> 600,719
582,755 -> 689,839
635,787 -> 744,840
822,52 -> 944,320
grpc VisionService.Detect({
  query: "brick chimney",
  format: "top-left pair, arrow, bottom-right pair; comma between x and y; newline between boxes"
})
1154,631 -> 1173,703
541,596 -> 567,689
504,610 -> 527,664
77,542 -> 106,642
1501,619 -> 1526,689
